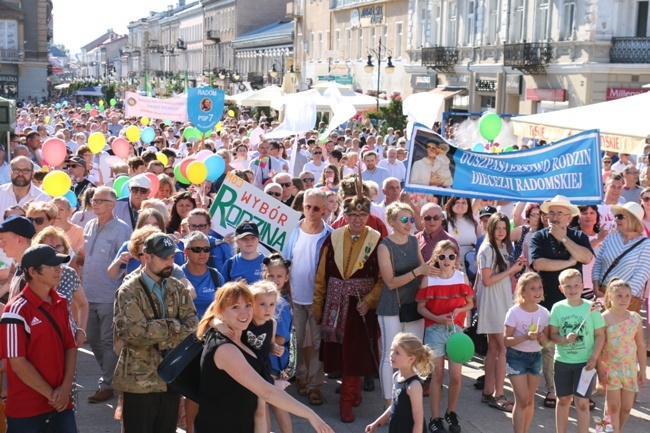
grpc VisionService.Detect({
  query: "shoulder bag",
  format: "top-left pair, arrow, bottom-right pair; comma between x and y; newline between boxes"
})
598,237 -> 647,312
157,331 -> 204,403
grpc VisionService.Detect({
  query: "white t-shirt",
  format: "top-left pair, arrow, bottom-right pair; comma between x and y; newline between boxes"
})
290,227 -> 327,305
504,304 -> 550,352
303,161 -> 325,182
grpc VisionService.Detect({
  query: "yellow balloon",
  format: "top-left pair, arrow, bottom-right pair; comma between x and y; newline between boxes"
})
156,152 -> 168,166
140,117 -> 150,126
45,116 -> 50,124
186,161 -> 208,184
42,170 -> 72,197
88,132 -> 106,154
99,100 -> 104,106
215,121 -> 223,132
227,110 -> 235,117
125,125 -> 141,143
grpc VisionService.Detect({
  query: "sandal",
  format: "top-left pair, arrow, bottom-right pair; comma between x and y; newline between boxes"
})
297,382 -> 309,396
481,393 -> 492,404
308,389 -> 324,406
489,395 -> 513,412
589,399 -> 596,411
543,392 -> 557,409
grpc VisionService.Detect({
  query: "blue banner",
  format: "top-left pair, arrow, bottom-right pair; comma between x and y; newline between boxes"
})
187,87 -> 225,132
404,125 -> 604,204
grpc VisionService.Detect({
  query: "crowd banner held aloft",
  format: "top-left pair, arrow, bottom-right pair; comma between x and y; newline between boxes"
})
404,124 -> 604,204
187,87 -> 225,132
209,172 -> 301,253
124,91 -> 188,123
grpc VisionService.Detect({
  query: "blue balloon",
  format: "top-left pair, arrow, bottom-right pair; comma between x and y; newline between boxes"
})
141,127 -> 155,144
472,143 -> 485,153
63,190 -> 78,208
62,100 -> 69,106
204,154 -> 226,181
121,181 -> 131,199
55,103 -> 61,109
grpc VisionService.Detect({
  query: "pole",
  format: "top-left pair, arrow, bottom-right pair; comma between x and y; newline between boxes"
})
376,37 -> 381,112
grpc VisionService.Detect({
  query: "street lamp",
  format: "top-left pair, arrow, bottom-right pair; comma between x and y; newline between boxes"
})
269,64 -> 278,78
364,36 -> 394,111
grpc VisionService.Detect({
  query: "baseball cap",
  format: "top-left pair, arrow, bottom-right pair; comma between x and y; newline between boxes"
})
0,216 -> 36,239
21,244 -> 70,271
130,173 -> 151,190
235,221 -> 259,239
478,206 -> 498,219
65,156 -> 87,169
143,233 -> 179,258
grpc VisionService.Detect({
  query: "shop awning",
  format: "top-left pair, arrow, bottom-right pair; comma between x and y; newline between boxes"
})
429,87 -> 466,99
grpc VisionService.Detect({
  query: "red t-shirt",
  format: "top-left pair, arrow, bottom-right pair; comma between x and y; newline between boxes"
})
0,286 -> 76,418
416,270 -> 473,328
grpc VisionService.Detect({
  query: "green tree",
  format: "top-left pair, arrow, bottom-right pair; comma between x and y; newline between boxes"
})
365,95 -> 406,134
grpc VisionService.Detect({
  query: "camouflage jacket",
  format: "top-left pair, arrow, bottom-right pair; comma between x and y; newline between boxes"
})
112,269 -> 198,394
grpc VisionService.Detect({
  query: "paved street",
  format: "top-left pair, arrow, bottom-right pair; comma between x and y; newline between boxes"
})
75,346 -> 650,433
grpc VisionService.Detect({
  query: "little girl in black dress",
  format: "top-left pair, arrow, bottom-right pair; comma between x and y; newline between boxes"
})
366,333 -> 434,433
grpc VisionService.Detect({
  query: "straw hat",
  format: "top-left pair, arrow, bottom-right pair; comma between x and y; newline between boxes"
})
539,195 -> 580,217
611,202 -> 644,227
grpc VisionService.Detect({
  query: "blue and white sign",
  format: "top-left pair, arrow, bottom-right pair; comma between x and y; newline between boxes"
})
187,87 -> 225,132
404,125 -> 603,204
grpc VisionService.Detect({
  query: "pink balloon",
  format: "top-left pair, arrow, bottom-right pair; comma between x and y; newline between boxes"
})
111,138 -> 130,159
144,172 -> 160,198
180,157 -> 196,179
42,138 -> 67,166
195,149 -> 214,161
90,109 -> 99,117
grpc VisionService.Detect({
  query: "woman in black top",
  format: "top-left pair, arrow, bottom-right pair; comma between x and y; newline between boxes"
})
194,282 -> 333,433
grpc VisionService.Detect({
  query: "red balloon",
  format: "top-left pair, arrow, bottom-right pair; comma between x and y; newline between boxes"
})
144,172 -> 160,198
179,157 -> 196,179
111,137 -> 130,159
90,109 -> 99,117
42,138 -> 67,166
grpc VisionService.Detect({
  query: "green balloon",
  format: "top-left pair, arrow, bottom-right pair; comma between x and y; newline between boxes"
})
113,176 -> 130,198
445,332 -> 475,364
174,164 -> 190,184
192,128 -> 203,140
203,130 -> 212,138
110,98 -> 117,107
504,146 -> 514,153
183,127 -> 195,139
99,105 -> 105,111
84,103 -> 92,111
478,112 -> 502,142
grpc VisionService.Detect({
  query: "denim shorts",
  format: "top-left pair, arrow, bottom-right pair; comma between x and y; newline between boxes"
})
554,361 -> 594,398
424,323 -> 462,359
505,347 -> 542,377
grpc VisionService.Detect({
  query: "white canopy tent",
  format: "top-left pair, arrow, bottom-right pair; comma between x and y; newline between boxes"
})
234,85 -> 283,107
511,91 -> 650,154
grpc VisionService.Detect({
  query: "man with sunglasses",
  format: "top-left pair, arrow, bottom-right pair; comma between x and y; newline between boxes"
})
114,174 -> 151,230
65,156 -> 95,204
0,156 -> 50,223
273,172 -> 295,207
416,203 -> 459,263
304,145 -> 326,182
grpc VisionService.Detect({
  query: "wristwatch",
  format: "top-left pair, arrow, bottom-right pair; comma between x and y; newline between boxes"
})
561,237 -> 568,243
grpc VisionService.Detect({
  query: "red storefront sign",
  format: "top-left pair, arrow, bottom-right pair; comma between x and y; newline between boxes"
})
605,87 -> 649,100
525,88 -> 567,102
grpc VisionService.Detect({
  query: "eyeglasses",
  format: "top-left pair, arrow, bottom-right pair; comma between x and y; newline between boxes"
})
66,164 -> 80,169
10,168 -> 32,175
602,160 -> 612,164
423,215 -> 443,221
529,213 -> 540,218
642,196 -> 650,202
189,246 -> 211,253
267,191 -> 281,197
312,151 -> 322,155
279,182 -> 292,188
28,217 -> 48,225
614,213 -> 626,220
626,171 -> 639,175
91,198 -> 114,205
301,177 -> 315,183
188,223 -> 209,231
548,212 -> 568,218
438,254 -> 457,261
400,216 -> 415,224
130,187 -> 150,195
304,204 -> 322,212
346,213 -> 368,220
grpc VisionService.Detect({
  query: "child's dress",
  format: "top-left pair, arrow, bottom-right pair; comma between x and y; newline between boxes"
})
600,312 -> 642,392
242,319 -> 274,382
389,373 -> 426,433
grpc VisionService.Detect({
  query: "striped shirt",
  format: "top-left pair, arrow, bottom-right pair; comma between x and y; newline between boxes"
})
592,232 -> 650,297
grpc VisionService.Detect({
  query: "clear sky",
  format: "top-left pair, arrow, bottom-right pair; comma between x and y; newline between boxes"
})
53,0 -> 174,57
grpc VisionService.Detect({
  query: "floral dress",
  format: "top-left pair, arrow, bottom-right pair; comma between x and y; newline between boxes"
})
600,312 -> 642,392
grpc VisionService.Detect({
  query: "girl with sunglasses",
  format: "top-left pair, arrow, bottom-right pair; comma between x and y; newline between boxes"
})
476,212 -> 525,412
376,203 -> 437,408
416,240 -> 473,433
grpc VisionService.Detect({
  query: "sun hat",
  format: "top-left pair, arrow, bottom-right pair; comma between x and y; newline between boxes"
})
539,195 -> 580,217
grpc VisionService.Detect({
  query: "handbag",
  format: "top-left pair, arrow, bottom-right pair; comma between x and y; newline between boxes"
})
157,331 -> 204,403
598,238 -> 647,299
464,313 -> 488,356
389,239 -> 423,323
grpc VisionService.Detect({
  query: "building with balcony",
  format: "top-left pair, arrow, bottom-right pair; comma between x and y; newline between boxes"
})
0,0 -> 52,99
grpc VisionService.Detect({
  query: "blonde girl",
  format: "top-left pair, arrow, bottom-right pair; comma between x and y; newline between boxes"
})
504,272 -> 550,433
366,333 -> 433,433
598,279 -> 647,433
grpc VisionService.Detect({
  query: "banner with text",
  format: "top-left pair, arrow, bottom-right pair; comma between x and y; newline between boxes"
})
209,172 -> 301,253
124,91 -> 188,122
187,87 -> 225,132
404,125 -> 603,204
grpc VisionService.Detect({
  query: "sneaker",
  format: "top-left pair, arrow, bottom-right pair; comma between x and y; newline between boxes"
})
428,417 -> 447,433
445,411 -> 461,433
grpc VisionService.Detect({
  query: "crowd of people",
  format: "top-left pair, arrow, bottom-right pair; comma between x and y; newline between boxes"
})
0,100 -> 647,433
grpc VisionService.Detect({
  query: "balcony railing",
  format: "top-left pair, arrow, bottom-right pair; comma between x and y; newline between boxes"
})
206,30 -> 221,43
0,49 -> 24,62
610,37 -> 650,63
421,47 -> 459,72
504,42 -> 552,74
